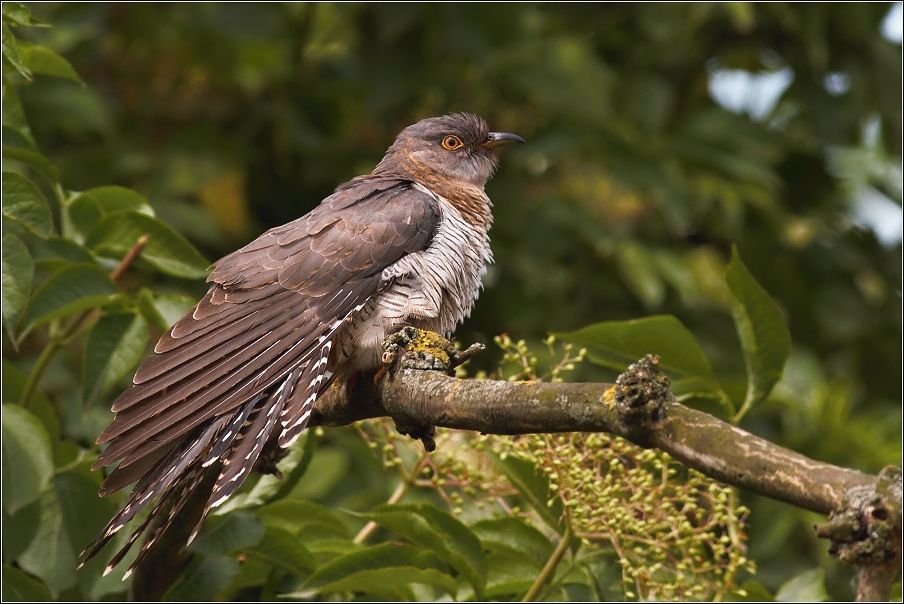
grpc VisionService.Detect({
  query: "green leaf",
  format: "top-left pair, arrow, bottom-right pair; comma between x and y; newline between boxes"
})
241,526 -> 316,577
150,292 -> 196,329
471,516 -> 552,567
727,579 -> 775,601
774,568 -> 828,602
2,565 -> 54,602
1,360 -> 59,442
2,172 -> 52,237
616,241 -> 665,308
2,233 -> 33,330
82,312 -> 149,406
86,212 -> 210,279
670,376 -> 736,419
484,551 -> 539,598
219,429 -> 316,511
16,486 -> 77,596
255,499 -> 351,539
558,315 -> 713,377
2,3 -> 50,28
2,22 -> 31,79
161,555 -> 239,602
2,404 -> 53,514
52,469 -> 118,559
2,147 -> 58,184
314,566 -> 456,599
187,511 -> 264,557
28,237 -> 96,272
303,542 -> 455,599
17,42 -> 83,85
364,503 -> 486,599
63,186 -> 154,243
2,85 -> 35,145
21,264 -> 118,337
725,247 -> 792,419
2,498 -> 40,562
490,452 -> 565,534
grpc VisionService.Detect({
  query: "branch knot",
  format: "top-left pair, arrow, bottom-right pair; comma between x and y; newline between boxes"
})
614,354 -> 669,436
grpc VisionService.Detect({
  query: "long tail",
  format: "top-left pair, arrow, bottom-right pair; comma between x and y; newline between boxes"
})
81,345 -> 333,576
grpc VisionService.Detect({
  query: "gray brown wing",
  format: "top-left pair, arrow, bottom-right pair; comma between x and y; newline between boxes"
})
92,176 -> 440,478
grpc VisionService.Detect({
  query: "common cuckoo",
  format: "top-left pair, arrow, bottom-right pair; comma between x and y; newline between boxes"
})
81,113 -> 524,576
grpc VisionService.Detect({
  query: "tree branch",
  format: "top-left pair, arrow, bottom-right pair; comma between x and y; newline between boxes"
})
310,362 -> 875,515
308,338 -> 901,601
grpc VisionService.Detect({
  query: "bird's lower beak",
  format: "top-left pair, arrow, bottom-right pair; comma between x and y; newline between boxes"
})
482,132 -> 526,148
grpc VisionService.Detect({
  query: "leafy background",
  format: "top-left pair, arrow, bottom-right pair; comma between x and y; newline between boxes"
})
2,2 -> 901,602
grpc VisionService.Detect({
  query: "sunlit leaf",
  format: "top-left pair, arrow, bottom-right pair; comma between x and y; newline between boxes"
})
82,312 -> 149,406
2,171 -> 52,237
86,212 -> 210,279
1,404 -> 53,514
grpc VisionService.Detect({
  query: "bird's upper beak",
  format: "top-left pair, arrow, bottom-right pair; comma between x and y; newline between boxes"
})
481,132 -> 526,149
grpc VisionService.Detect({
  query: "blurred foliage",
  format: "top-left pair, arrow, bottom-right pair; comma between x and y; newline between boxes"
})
2,2 -> 901,601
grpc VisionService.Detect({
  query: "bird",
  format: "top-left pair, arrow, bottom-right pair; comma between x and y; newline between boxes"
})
81,113 -> 524,577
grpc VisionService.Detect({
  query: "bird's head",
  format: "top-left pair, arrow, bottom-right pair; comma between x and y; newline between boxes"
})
374,113 -> 524,187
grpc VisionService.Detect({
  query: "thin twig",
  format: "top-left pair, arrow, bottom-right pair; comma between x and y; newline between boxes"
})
522,521 -> 574,601
110,234 -> 151,283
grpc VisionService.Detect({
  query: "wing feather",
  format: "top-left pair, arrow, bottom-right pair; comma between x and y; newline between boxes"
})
85,176 -> 441,570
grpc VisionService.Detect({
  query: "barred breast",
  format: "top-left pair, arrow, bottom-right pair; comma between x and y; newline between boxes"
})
335,184 -> 493,374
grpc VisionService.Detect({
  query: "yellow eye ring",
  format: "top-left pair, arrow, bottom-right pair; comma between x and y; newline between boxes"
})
441,135 -> 464,150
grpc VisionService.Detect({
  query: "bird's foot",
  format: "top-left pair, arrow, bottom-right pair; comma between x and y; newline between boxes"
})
380,327 -> 484,376
379,327 -> 484,452
394,420 -> 437,453
382,327 -> 454,372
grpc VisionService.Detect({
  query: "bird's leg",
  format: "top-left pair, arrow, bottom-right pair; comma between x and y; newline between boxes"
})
378,327 -> 484,451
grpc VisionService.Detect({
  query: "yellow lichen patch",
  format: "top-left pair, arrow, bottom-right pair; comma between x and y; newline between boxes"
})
603,385 -> 618,407
406,329 -> 452,366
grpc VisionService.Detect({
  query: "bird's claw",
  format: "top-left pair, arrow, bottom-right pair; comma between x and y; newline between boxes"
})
381,327 -> 483,376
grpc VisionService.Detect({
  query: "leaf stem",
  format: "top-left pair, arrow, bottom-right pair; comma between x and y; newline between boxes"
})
522,520 -> 574,601
352,454 -> 425,544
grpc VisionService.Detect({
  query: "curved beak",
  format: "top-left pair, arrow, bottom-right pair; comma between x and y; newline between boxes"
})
481,131 -> 526,149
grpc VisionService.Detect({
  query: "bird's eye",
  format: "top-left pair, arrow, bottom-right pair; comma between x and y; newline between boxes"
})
441,135 -> 464,150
